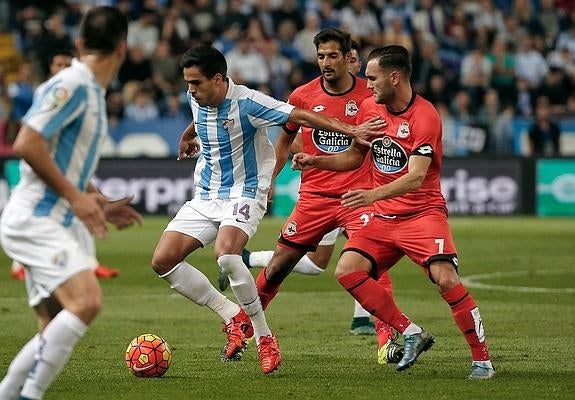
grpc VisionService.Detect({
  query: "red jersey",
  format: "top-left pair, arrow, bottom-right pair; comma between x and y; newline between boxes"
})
357,94 -> 447,216
285,75 -> 372,196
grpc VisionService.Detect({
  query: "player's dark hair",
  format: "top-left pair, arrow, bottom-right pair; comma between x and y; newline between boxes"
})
313,28 -> 352,54
367,45 -> 412,77
49,48 -> 74,64
179,45 -> 227,79
80,6 -> 128,55
351,39 -> 361,53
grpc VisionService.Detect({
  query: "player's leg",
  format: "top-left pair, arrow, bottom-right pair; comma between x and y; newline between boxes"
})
336,218 -> 435,371
255,197 -> 335,311
0,334 -> 40,399
216,196 -> 281,374
404,209 -> 494,379
19,269 -> 100,399
151,202 -> 246,362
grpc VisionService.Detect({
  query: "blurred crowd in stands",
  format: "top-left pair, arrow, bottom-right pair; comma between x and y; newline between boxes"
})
0,0 -> 574,157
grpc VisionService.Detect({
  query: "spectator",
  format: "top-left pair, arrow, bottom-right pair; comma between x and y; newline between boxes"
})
127,7 -> 159,57
189,0 -> 218,43
411,0 -> 446,44
528,97 -> 562,157
450,89 -> 474,124
118,46 -> 153,85
515,77 -> 533,117
6,61 -> 35,144
151,40 -> 180,93
556,12 -> 575,61
534,67 -> 570,116
499,12 -> 525,52
487,35 -> 516,106
411,34 -> 443,94
459,47 -> 492,110
514,32 -> 549,90
293,11 -> 321,77
316,0 -> 341,30
161,4 -> 191,56
340,0 -> 381,46
226,32 -> 270,88
272,0 -> 304,31
382,13 -> 413,54
220,0 -> 250,32
124,86 -> 159,122
537,0 -> 564,49
423,73 -> 451,106
261,38 -> 292,100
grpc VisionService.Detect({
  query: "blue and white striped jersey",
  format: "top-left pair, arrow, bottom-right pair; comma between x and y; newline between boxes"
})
10,58 -> 108,226
188,79 -> 294,200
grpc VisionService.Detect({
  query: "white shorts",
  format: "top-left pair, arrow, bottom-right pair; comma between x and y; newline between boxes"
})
318,227 -> 342,246
165,194 -> 268,246
0,202 -> 96,307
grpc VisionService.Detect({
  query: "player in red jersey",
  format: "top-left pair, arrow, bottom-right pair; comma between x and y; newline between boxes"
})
293,45 -> 495,379
253,28 -> 403,364
229,39 -> 378,337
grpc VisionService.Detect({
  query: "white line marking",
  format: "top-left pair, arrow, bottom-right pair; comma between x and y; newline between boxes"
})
461,268 -> 575,294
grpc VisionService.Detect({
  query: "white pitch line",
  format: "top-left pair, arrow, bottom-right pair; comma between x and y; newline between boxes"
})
461,268 -> 575,294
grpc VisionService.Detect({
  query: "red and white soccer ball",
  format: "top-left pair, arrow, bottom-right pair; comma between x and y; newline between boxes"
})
125,333 -> 173,378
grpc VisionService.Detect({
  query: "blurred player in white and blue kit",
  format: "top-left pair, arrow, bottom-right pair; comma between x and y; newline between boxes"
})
0,7 -> 141,400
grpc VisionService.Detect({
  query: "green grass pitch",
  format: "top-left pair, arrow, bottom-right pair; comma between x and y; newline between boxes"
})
1,216 -> 574,399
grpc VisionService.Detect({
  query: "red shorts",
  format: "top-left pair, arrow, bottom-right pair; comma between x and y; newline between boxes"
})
279,193 -> 374,252
343,208 -> 459,278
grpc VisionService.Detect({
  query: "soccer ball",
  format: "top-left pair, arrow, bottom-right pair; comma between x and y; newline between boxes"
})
125,333 -> 173,378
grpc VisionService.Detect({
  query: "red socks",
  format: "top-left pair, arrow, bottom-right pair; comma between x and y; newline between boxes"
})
255,268 -> 281,310
441,283 -> 491,361
338,271 -> 411,334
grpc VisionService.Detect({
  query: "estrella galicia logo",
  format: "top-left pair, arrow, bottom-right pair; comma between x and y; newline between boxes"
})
312,129 -> 352,153
371,136 -> 408,173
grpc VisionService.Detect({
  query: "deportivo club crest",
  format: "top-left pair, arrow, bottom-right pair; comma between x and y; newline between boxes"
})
397,121 -> 410,138
284,220 -> 297,236
345,100 -> 359,116
222,119 -> 234,129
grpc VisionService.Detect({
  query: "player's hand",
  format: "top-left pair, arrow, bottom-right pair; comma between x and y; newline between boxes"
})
103,197 -> 143,230
352,117 -> 386,146
177,136 -> 200,160
341,189 -> 378,208
70,192 -> 108,239
292,152 -> 315,171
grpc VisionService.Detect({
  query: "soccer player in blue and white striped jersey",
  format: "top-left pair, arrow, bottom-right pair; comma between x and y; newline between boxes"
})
151,45 -> 384,375
0,7 -> 141,400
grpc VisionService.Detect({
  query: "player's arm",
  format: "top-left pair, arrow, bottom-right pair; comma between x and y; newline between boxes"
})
86,181 -> 143,229
12,125 -> 108,238
292,140 -> 368,171
341,154 -> 431,208
290,133 -> 303,154
288,108 -> 384,145
177,121 -> 200,160
272,128 -> 297,180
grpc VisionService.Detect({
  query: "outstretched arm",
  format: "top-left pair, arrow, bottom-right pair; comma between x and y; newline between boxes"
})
288,108 -> 385,146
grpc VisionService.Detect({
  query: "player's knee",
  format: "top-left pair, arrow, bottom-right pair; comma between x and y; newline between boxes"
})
430,261 -> 460,291
69,295 -> 101,324
151,250 -> 181,275
216,254 -> 242,275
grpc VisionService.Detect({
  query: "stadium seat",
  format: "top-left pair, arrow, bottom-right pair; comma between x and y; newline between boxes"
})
116,133 -> 170,158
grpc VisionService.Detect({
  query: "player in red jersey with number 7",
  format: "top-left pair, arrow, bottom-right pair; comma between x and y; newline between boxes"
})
293,45 -> 495,379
